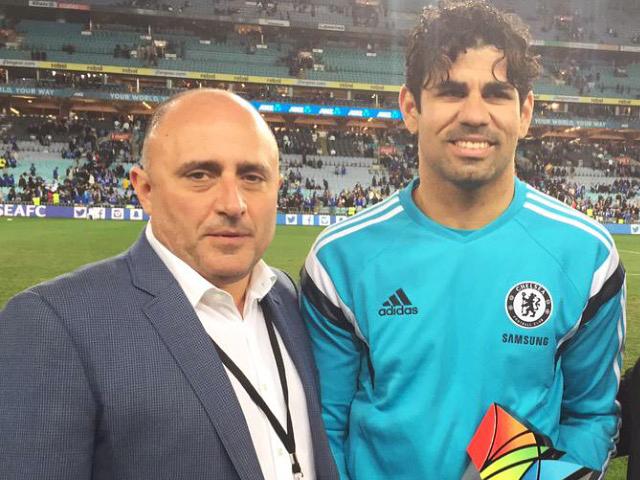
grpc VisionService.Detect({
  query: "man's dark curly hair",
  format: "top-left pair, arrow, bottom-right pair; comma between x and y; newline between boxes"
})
406,0 -> 541,111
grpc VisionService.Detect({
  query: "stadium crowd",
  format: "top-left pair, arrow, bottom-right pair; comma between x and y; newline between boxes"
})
0,159 -> 137,206
519,170 -> 640,224
273,125 -> 413,158
0,115 -> 639,223
0,116 -> 139,206
518,139 -> 640,223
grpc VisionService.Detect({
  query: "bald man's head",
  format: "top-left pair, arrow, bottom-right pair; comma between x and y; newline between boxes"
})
140,89 -> 278,172
129,88 -> 282,295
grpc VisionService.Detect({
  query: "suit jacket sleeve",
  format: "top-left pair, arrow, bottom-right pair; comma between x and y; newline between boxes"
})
617,357 -> 640,480
617,365 -> 633,457
0,290 -> 97,479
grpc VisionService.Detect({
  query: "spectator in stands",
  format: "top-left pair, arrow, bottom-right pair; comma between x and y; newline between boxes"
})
300,2 -> 624,479
0,89 -> 338,480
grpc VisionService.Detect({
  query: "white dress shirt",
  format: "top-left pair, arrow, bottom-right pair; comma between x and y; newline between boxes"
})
146,224 -> 316,480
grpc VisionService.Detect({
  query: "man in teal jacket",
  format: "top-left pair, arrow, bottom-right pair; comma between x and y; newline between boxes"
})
300,2 -> 625,478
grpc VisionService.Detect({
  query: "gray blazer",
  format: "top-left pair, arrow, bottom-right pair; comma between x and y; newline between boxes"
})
0,234 -> 338,480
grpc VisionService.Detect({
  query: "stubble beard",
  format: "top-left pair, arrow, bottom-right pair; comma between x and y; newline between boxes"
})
426,147 -> 515,192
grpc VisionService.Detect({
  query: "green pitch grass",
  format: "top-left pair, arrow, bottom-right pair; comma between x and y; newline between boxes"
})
1,217 -> 638,479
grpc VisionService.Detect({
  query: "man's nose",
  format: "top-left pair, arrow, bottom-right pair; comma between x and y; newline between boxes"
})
215,177 -> 247,218
457,92 -> 491,127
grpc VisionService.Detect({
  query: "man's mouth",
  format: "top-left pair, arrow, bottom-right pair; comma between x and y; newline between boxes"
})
451,140 -> 493,150
447,137 -> 497,158
204,229 -> 252,243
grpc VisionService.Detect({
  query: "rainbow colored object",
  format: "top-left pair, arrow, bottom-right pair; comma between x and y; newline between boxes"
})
465,404 -> 597,480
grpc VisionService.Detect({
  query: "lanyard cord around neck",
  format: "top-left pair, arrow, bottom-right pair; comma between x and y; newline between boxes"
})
211,313 -> 303,479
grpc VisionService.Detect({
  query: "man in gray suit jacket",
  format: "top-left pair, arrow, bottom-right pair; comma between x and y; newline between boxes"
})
0,89 -> 338,480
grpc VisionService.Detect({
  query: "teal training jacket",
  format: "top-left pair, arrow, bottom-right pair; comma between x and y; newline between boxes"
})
300,177 -> 626,480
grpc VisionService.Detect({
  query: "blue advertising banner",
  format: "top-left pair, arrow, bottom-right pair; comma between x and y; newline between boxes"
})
0,84 -> 172,104
276,213 -> 347,226
531,116 -> 640,129
607,223 -> 640,235
0,84 -> 402,120
0,204 -> 150,221
253,102 -> 403,120
1,204 -> 637,234
0,204 -> 49,217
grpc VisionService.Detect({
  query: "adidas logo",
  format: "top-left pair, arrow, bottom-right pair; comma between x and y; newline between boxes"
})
378,289 -> 419,316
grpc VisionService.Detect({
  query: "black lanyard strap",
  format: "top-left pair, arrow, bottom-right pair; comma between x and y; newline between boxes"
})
211,313 -> 303,479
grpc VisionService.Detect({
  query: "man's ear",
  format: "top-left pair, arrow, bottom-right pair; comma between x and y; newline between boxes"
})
129,165 -> 153,216
399,85 -> 420,135
518,91 -> 534,139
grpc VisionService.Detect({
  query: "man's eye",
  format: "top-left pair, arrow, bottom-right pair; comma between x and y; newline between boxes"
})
187,171 -> 208,180
486,90 -> 513,100
244,174 -> 265,183
438,90 -> 465,98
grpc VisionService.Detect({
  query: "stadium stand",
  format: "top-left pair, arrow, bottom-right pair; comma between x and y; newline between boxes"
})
0,0 -> 639,227
1,113 -> 637,222
6,0 -> 640,47
5,16 -> 640,96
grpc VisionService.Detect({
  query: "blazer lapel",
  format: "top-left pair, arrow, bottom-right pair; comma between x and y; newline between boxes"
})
260,293 -> 319,412
261,282 -> 338,479
128,235 -> 264,480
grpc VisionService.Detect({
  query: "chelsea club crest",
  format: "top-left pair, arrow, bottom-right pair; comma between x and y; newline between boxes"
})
505,282 -> 553,329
